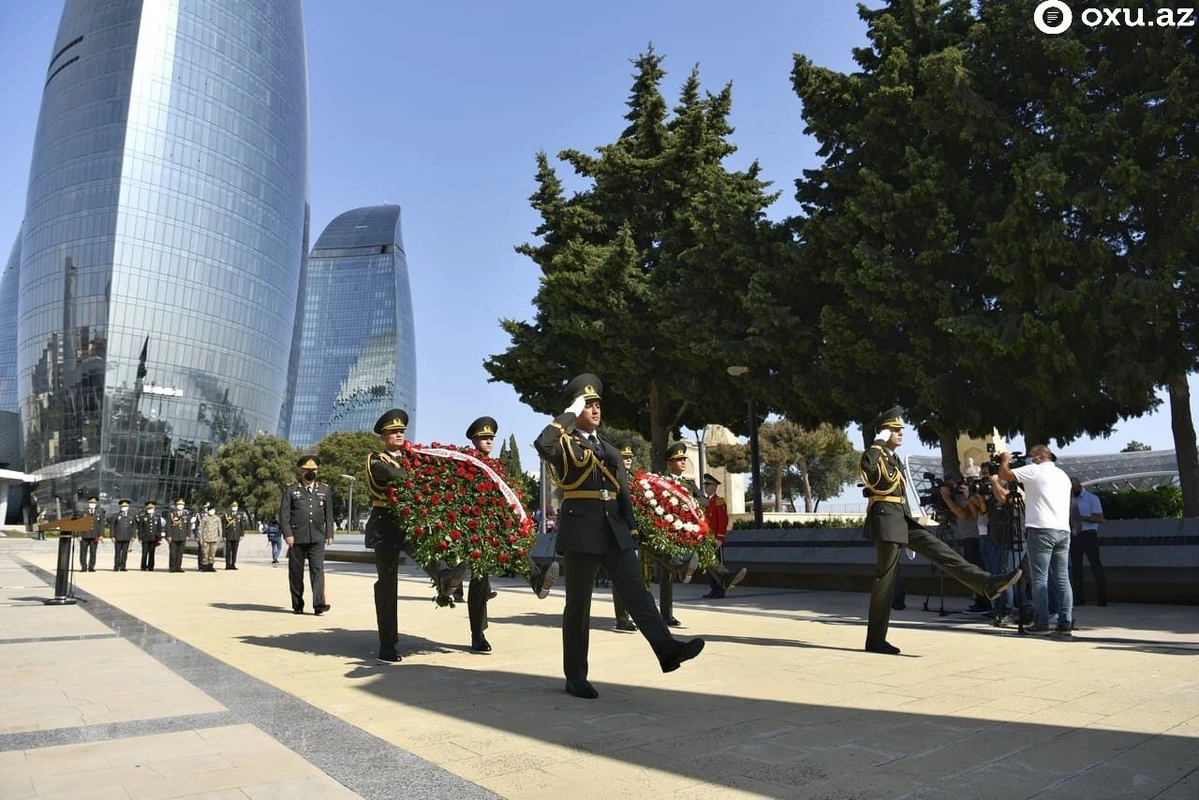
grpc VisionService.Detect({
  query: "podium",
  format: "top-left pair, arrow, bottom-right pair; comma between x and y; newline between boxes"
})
38,517 -> 93,606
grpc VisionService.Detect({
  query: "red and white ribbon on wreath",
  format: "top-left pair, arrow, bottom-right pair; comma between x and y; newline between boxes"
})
408,445 -> 529,523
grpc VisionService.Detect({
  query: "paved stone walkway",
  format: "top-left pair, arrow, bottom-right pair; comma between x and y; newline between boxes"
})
1,540 -> 1197,798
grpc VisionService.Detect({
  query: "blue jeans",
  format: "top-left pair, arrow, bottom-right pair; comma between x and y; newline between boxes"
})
1028,527 -> 1072,628
980,536 -> 1028,618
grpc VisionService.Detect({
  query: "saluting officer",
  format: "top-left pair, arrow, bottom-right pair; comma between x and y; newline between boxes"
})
166,499 -> 190,573
461,416 -> 559,653
79,496 -> 105,572
280,455 -> 334,615
534,373 -> 704,699
222,501 -> 249,570
109,500 -> 136,571
137,501 -> 166,571
861,406 -> 1022,654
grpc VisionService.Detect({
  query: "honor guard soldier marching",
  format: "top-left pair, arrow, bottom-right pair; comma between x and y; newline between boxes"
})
535,374 -> 704,699
656,442 -> 702,626
222,501 -> 249,569
280,456 -> 334,614
79,497 -> 105,572
167,500 -> 190,573
461,415 -> 558,652
861,406 -> 1022,654
110,500 -> 136,571
611,446 -> 641,632
137,501 -> 166,571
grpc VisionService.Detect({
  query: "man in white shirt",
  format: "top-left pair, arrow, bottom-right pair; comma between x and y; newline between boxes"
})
1070,477 -> 1108,607
999,445 -> 1073,634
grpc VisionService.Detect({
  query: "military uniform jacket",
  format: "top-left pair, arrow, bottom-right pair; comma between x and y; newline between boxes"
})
672,475 -> 704,503
84,510 -> 106,539
198,514 -> 223,543
279,482 -> 334,544
222,510 -> 249,540
706,494 -> 729,544
137,512 -> 166,542
364,451 -> 406,550
534,413 -> 636,555
860,444 -> 918,543
110,513 -> 137,542
167,511 -> 191,543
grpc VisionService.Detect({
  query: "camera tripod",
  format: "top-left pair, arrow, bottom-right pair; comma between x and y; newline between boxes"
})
922,517 -> 958,616
991,491 -> 1028,634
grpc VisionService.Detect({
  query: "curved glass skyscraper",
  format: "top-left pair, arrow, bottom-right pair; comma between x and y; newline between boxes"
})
18,0 -> 310,512
288,205 -> 417,448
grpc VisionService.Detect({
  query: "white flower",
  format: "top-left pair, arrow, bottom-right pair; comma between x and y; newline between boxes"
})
639,479 -> 650,489
663,514 -> 674,523
668,496 -> 679,506
672,520 -> 683,530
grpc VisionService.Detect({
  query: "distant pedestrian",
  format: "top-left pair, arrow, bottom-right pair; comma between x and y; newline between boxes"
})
1069,477 -> 1107,607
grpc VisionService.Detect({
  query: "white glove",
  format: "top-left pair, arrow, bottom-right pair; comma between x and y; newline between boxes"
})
565,394 -> 587,416
874,428 -> 893,444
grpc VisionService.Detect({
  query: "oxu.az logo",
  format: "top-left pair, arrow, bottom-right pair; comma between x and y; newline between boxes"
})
1034,1 -> 1196,34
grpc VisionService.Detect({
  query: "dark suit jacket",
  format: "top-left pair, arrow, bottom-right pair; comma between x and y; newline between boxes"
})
860,444 -> 918,544
279,482 -> 334,544
364,450 -> 407,550
535,413 -> 635,555
84,510 -> 106,538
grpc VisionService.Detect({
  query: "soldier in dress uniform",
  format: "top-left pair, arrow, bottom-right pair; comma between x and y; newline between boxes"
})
222,501 -> 249,570
109,500 -> 136,571
611,446 -> 639,632
654,442 -> 702,627
461,416 -> 559,653
137,501 -> 166,571
166,499 -> 190,573
701,474 -> 747,599
280,456 -> 335,614
79,497 -> 105,572
861,406 -> 1023,654
534,374 -> 704,699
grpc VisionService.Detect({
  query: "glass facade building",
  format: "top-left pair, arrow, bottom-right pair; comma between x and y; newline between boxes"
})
17,0 -> 310,514
287,205 -> 417,448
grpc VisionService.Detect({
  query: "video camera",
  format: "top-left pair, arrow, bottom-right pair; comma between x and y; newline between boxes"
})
918,472 -> 954,513
986,443 -> 1029,470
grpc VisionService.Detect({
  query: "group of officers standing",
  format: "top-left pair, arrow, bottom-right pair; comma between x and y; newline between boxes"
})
76,497 -> 251,574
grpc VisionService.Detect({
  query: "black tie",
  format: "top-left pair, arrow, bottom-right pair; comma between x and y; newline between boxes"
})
587,434 -> 599,451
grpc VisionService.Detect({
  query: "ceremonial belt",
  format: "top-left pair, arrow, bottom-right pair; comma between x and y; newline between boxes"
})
867,496 -> 904,505
372,500 -> 388,507
563,489 -> 616,501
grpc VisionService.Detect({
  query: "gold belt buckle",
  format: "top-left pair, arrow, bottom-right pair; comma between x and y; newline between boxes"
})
599,489 -> 610,501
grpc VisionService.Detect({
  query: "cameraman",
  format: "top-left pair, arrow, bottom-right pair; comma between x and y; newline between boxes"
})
998,445 -> 1073,635
939,476 -> 990,614
972,465 -> 1028,626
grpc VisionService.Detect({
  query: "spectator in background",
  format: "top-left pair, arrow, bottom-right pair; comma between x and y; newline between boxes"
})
999,446 -> 1073,635
701,474 -> 746,599
941,476 -> 990,614
1070,477 -> 1108,607
266,519 -> 282,564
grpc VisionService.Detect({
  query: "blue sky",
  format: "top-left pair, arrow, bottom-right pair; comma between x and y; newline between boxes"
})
0,0 -> 1194,481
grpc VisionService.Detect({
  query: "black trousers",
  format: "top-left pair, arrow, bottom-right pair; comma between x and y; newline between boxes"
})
613,587 -> 629,622
79,537 -> 98,570
288,541 -> 326,611
373,542 -> 402,649
867,527 -> 992,645
113,540 -> 131,570
140,540 -> 157,570
225,538 -> 240,567
655,556 -> 675,619
468,575 -> 489,637
961,537 -> 990,609
168,540 -> 185,571
1070,531 -> 1107,604
562,544 -> 675,685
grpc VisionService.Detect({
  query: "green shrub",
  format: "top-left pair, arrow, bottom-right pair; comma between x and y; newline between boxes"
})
731,516 -> 863,530
1094,486 -> 1183,520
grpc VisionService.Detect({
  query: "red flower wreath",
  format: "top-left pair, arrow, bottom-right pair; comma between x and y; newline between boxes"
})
629,470 -> 717,568
385,442 -> 537,585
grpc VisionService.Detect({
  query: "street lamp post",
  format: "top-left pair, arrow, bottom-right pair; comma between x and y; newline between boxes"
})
340,475 -> 356,532
727,366 -> 764,529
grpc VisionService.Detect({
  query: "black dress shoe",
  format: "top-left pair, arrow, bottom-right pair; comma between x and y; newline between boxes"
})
615,619 -> 637,632
565,680 -> 598,699
663,615 -> 681,627
452,588 -> 464,602
292,608 -> 303,615
864,640 -> 901,655
722,567 -> 748,590
892,603 -> 906,611
702,591 -> 725,599
984,569 -> 1023,600
314,604 -> 331,614
378,648 -> 401,663
471,635 -> 492,652
533,561 -> 559,599
660,638 -> 705,673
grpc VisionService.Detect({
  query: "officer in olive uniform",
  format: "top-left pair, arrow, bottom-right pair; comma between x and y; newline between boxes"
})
861,406 -> 1023,654
137,501 -> 166,571
534,374 -> 704,699
166,499 -> 190,573
612,446 -> 639,632
109,500 -> 136,571
365,409 -> 415,661
79,497 -> 105,572
280,455 -> 334,615
222,501 -> 249,569
462,416 -> 559,653
655,442 -> 702,626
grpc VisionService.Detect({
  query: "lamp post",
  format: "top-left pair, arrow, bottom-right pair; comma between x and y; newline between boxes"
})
340,475 -> 356,532
727,366 -> 764,529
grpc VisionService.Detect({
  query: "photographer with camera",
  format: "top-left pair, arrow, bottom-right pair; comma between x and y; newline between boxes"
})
938,476 -> 991,614
997,445 -> 1073,635
971,464 -> 1030,626
860,406 -> 1023,655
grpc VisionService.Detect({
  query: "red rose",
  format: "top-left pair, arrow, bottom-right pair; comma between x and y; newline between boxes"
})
470,534 -> 480,544
498,552 -> 510,563
471,549 -> 482,560
387,487 -> 397,504
413,526 -> 425,537
404,480 -> 414,489
507,535 -> 517,544
446,511 -> 457,523
472,505 -> 483,517
516,549 -> 526,557
467,519 -> 478,531
400,507 -> 411,517
450,530 -> 462,541
437,540 -> 448,551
